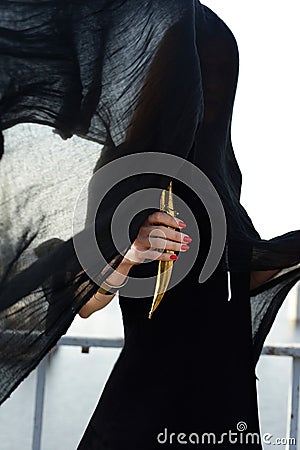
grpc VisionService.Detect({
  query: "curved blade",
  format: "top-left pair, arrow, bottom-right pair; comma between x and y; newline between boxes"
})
148,180 -> 177,319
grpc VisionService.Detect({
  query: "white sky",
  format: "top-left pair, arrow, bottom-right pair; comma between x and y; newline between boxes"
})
203,0 -> 300,239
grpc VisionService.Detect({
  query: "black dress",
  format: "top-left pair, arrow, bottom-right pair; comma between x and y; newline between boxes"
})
77,188 -> 262,449
76,9 -> 262,448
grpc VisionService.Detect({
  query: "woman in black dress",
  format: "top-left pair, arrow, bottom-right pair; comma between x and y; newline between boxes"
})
77,210 -> 265,449
1,1 -> 300,449
75,5 -> 290,448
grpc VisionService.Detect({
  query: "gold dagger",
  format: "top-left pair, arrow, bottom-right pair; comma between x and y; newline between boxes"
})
148,180 -> 178,319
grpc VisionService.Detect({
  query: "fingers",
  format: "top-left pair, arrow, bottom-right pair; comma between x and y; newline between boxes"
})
138,235 -> 190,253
130,211 -> 192,265
139,225 -> 191,246
143,249 -> 179,262
125,243 -> 179,264
147,211 -> 186,230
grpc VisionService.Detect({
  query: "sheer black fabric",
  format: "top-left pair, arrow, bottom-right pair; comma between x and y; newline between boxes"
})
0,0 -> 300,407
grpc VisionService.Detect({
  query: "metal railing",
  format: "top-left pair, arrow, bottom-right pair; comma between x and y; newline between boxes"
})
32,339 -> 300,450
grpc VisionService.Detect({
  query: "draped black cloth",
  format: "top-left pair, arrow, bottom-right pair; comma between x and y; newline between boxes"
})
0,0 -> 300,407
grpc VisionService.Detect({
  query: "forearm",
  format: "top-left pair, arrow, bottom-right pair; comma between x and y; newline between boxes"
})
78,258 -> 134,318
250,269 -> 281,291
105,257 -> 133,285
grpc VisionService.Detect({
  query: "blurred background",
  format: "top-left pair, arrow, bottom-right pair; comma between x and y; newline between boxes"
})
0,0 -> 300,448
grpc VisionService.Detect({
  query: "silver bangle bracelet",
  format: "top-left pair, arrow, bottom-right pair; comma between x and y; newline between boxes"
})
97,276 -> 129,296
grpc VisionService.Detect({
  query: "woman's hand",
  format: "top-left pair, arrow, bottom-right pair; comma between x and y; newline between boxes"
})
123,211 -> 192,266
79,211 -> 191,318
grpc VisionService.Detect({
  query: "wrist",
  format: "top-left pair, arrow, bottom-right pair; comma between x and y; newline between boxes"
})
119,255 -> 136,271
123,246 -> 146,266
104,257 -> 132,287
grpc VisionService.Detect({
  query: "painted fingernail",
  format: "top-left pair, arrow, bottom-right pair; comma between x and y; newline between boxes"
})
183,236 -> 192,243
181,244 -> 190,250
170,254 -> 178,260
178,221 -> 186,228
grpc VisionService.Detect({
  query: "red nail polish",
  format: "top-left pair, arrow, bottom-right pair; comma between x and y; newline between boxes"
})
170,254 -> 178,261
183,236 -> 192,243
178,221 -> 186,228
181,244 -> 190,250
